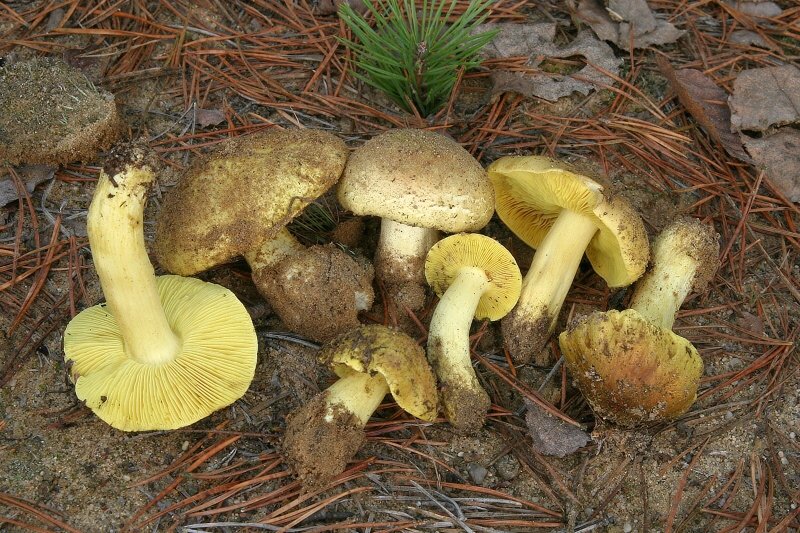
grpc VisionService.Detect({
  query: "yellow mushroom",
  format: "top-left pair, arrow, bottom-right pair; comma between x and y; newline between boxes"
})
424,234 -> 521,431
559,218 -> 720,426
488,155 -> 649,365
63,144 -> 257,431
283,325 -> 439,489
154,128 -> 374,343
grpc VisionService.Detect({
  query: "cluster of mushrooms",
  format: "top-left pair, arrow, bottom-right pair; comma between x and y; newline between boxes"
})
63,128 -> 719,489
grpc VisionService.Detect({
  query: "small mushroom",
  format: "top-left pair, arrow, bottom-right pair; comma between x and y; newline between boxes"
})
63,144 -> 257,431
559,218 -> 720,426
488,156 -> 649,365
338,129 -> 494,310
424,234 -> 521,431
283,325 -> 438,489
154,129 -> 374,343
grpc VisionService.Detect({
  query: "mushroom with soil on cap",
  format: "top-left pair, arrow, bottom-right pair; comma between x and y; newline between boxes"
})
424,233 -> 522,432
283,325 -> 439,489
488,155 -> 649,366
559,218 -> 720,427
63,144 -> 258,431
338,128 -> 494,310
154,128 -> 374,344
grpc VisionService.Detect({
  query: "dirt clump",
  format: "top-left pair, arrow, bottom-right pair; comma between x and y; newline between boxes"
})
0,57 -> 119,165
282,394 -> 364,490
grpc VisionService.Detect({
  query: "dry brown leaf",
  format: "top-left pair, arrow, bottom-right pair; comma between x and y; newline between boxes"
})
729,65 -> 800,132
195,108 -> 226,128
743,129 -> 800,203
729,30 -> 771,49
577,0 -> 683,50
524,400 -> 590,457
658,58 -> 750,162
0,165 -> 56,207
479,22 -> 620,102
724,1 -> 783,18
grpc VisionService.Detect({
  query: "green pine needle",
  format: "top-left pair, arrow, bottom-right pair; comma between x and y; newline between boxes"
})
338,0 -> 498,116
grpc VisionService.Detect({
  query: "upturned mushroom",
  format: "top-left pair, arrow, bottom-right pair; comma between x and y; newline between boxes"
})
338,129 -> 494,310
424,234 -> 521,431
154,128 -> 374,343
283,325 -> 438,489
488,155 -> 649,365
559,218 -> 720,426
63,144 -> 257,431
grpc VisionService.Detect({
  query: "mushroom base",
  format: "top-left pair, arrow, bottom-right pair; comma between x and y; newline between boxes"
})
283,393 -> 366,490
441,382 -> 491,434
501,305 -> 556,366
252,244 -> 374,343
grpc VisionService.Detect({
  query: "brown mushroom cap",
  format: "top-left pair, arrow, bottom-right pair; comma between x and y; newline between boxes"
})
154,129 -> 348,275
337,129 -> 494,233
489,155 -> 649,287
424,233 -> 522,321
559,309 -> 703,427
319,325 -> 439,421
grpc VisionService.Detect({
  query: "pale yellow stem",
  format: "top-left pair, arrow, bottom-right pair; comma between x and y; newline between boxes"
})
88,163 -> 180,365
324,372 -> 390,426
376,219 -> 439,284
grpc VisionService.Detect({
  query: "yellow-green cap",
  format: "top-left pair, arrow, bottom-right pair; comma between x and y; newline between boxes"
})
63,275 -> 257,431
489,155 -> 649,287
424,233 -> 522,321
320,325 -> 439,421
154,128 -> 348,275
559,309 -> 703,427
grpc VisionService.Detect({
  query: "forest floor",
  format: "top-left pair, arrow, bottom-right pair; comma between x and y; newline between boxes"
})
1,1 -> 798,532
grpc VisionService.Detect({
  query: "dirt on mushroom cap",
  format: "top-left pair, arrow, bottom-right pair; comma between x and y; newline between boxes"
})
154,128 -> 348,276
338,129 -> 494,232
0,57 -> 119,166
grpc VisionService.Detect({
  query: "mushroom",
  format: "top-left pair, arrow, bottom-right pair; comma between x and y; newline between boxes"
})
154,128 -> 374,343
488,155 -> 649,365
559,218 -> 720,426
283,325 -> 438,489
63,144 -> 257,431
338,129 -> 494,310
424,233 -> 521,431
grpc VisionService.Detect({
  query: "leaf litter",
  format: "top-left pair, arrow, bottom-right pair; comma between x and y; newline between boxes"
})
576,0 -> 683,50
0,1 -> 798,531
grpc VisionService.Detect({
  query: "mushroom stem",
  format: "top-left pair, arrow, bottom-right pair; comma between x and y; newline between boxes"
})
629,252 -> 697,331
427,266 -> 489,402
88,162 -> 181,365
323,372 -> 390,426
515,209 -> 599,333
376,219 -> 439,284
243,227 -> 306,271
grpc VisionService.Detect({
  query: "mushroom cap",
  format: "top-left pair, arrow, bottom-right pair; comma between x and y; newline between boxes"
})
651,217 -> 719,294
424,233 -> 522,321
319,325 -> 439,421
488,155 -> 649,287
559,309 -> 703,427
154,128 -> 348,275
63,275 -> 258,431
337,129 -> 494,233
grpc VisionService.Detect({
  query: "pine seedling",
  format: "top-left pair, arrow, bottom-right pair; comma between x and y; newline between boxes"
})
338,0 -> 498,116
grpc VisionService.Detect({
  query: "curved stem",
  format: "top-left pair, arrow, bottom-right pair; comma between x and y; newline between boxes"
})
427,266 -> 489,387
243,227 -> 306,271
88,161 -> 180,365
323,372 -> 390,426
376,219 -> 439,285
516,209 -> 599,326
629,254 -> 697,331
